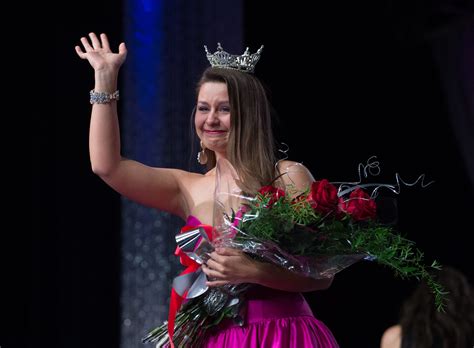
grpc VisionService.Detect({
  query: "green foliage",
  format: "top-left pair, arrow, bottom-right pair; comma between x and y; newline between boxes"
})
237,193 -> 446,311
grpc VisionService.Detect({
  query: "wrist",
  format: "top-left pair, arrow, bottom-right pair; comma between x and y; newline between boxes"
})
250,260 -> 271,285
90,89 -> 120,104
94,70 -> 118,92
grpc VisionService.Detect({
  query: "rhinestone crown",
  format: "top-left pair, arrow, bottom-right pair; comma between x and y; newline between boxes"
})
204,43 -> 264,73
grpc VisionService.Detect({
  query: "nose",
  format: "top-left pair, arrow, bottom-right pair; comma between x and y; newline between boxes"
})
205,109 -> 220,125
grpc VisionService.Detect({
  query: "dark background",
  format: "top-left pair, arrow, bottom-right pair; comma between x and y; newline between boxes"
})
31,1 -> 473,347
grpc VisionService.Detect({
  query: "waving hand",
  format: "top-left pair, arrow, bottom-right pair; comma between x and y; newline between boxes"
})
75,32 -> 127,72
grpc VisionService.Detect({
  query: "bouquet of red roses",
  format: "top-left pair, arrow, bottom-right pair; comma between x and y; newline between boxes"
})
214,161 -> 444,300
143,158 -> 445,347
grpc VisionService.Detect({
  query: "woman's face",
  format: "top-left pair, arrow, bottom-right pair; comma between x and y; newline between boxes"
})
195,82 -> 231,155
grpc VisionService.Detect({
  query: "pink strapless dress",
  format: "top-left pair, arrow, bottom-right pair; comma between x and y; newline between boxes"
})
202,285 -> 339,347
183,215 -> 339,347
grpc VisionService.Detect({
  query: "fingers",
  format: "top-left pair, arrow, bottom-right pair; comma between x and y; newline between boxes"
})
202,248 -> 248,287
80,36 -> 94,52
214,247 -> 242,257
88,32 -> 102,50
208,251 -> 225,264
206,279 -> 229,287
100,33 -> 110,50
202,264 -> 231,287
77,32 -> 126,57
205,248 -> 244,270
202,264 -> 225,279
206,258 -> 225,273
75,45 -> 86,59
118,42 -> 127,56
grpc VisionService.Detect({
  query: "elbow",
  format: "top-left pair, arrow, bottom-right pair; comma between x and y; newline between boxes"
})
89,153 -> 122,178
305,276 -> 334,292
90,162 -> 116,178
321,276 -> 334,290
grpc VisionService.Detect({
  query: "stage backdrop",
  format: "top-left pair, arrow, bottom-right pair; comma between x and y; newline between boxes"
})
120,1 -> 243,347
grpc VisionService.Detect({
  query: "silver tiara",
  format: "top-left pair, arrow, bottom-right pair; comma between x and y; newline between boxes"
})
204,43 -> 264,73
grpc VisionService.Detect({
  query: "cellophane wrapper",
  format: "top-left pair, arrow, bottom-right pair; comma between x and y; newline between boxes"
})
212,159 -> 367,280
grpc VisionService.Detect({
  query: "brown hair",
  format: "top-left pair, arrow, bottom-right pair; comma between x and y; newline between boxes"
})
400,266 -> 474,348
195,67 -> 277,193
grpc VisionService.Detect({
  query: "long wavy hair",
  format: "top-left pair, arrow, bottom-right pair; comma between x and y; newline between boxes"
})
400,266 -> 474,348
194,67 -> 277,193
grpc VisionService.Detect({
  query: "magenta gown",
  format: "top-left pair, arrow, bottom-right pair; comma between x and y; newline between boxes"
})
202,285 -> 339,347
186,216 -> 340,347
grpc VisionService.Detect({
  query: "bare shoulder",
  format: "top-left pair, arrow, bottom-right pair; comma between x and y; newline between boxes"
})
380,325 -> 401,348
277,160 -> 315,192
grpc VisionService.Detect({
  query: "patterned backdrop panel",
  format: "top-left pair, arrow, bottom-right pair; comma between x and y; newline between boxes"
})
121,1 -> 243,347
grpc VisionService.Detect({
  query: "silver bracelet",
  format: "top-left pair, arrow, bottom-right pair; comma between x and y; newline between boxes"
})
90,89 -> 120,104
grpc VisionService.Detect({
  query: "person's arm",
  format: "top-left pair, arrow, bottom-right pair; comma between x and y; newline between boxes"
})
203,247 -> 333,292
254,259 -> 333,291
76,33 -> 187,218
380,325 -> 401,348
277,160 -> 315,194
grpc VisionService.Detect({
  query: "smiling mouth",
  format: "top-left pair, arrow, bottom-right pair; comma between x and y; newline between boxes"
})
204,130 -> 227,135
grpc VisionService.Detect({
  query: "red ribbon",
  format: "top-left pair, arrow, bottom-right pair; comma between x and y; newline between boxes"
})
167,223 -> 213,347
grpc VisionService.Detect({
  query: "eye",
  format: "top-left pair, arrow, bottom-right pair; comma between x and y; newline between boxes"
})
197,106 -> 209,112
220,106 -> 230,113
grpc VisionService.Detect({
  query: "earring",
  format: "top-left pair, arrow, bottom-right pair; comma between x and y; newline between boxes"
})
197,141 -> 208,165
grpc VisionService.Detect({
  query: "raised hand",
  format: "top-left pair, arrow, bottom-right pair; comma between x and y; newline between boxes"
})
75,32 -> 127,72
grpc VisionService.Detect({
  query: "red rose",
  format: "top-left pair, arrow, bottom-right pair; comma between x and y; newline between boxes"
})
307,179 -> 339,215
339,188 -> 376,221
258,185 -> 286,206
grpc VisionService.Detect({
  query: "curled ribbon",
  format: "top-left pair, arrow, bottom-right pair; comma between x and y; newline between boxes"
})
167,220 -> 214,347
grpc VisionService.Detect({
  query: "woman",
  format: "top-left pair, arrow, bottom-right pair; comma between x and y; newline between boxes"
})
76,32 -> 339,347
380,266 -> 474,348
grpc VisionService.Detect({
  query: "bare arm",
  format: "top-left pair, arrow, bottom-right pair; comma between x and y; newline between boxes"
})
380,325 -> 401,348
253,260 -> 333,292
277,160 -> 315,194
203,248 -> 333,292
76,33 -> 187,218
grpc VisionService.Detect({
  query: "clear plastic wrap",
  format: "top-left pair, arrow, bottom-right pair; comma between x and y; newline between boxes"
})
212,159 -> 368,279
